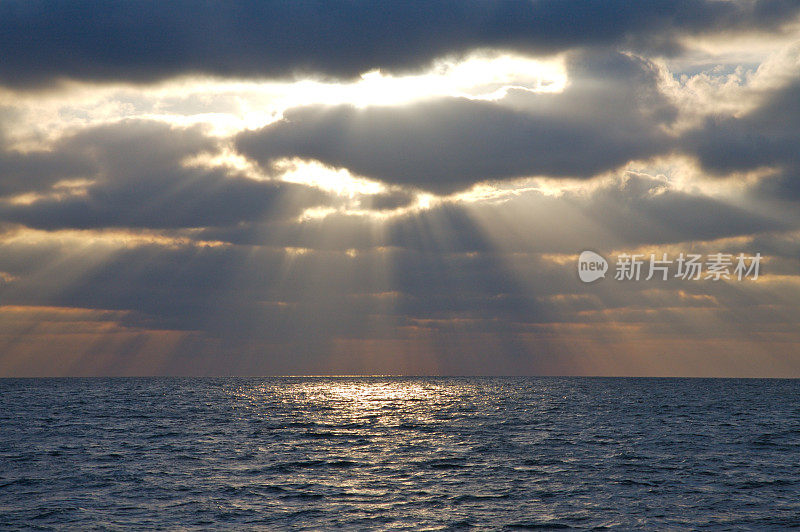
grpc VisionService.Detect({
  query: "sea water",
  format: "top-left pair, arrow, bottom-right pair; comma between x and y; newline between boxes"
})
1,377 -> 798,529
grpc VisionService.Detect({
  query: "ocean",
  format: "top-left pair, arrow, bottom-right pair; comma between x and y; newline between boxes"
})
1,377 -> 798,530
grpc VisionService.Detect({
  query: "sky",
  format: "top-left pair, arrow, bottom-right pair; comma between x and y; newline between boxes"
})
1,0 -> 800,377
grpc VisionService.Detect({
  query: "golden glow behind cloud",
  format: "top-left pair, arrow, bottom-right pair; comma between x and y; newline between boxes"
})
1,4 -> 800,376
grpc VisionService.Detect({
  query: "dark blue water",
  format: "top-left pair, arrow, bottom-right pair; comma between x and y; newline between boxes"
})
1,377 -> 798,530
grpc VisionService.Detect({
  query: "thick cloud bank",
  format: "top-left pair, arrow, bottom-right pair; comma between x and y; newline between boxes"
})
2,0 -> 798,88
237,51 -> 676,192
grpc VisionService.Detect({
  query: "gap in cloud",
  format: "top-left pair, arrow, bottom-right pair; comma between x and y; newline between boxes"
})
267,159 -> 439,220
0,52 -> 568,144
657,35 -> 800,132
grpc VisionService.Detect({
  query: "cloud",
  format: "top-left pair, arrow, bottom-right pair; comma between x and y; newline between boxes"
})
0,146 -> 93,197
362,189 -> 417,211
1,165 -> 798,376
189,170 -> 788,255
2,0 -> 798,88
0,109 -> 94,196
4,207 -> 797,376
684,80 -> 800,199
0,120 -> 328,229
2,2 -> 800,376
237,51 -> 676,193
575,172 -> 789,246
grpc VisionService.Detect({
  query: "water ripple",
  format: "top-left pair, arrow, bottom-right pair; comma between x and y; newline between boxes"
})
1,377 -> 799,529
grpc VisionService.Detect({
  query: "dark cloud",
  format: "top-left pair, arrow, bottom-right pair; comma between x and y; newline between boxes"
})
575,172 -> 789,246
684,81 -> 800,200
362,189 -> 417,211
0,147 -> 796,375
190,171 -> 787,255
0,146 -> 93,197
2,206 -> 796,375
2,0 -> 798,88
0,109 -> 94,196
2,0 -> 800,376
237,51 -> 675,193
0,120 -> 327,229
